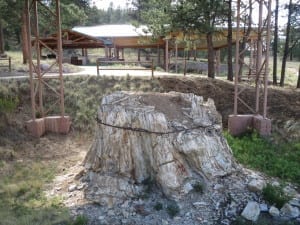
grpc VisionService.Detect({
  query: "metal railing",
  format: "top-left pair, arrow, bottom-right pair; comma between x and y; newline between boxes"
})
0,57 -> 11,72
96,59 -> 154,78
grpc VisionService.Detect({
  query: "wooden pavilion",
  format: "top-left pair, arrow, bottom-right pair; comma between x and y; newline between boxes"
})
36,24 -> 260,72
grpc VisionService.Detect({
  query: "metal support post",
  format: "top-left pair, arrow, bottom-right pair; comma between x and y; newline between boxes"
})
229,0 -> 272,136
25,0 -> 70,137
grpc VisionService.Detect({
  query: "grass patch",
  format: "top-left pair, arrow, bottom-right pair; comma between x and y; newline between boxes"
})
262,183 -> 292,208
0,161 -> 78,225
225,132 -> 300,186
72,215 -> 88,225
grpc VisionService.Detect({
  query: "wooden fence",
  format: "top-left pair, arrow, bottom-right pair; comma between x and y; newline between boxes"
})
96,59 -> 154,78
0,57 -> 11,72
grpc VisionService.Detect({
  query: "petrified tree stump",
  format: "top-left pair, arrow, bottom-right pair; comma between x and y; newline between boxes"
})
84,91 -> 236,206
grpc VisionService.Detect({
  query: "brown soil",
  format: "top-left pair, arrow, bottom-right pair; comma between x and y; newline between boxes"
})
158,77 -> 300,128
141,92 -> 190,121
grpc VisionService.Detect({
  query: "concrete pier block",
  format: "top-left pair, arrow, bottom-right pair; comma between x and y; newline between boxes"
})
26,116 -> 71,137
228,114 -> 271,136
228,114 -> 253,136
45,116 -> 71,134
26,118 -> 46,137
253,115 -> 271,136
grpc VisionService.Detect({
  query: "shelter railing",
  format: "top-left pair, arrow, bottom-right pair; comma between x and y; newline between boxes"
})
96,59 -> 154,78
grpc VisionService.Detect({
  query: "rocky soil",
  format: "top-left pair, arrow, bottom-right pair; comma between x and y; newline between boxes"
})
49,160 -> 300,225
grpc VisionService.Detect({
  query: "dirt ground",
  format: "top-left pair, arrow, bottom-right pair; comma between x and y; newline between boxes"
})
158,77 -> 300,130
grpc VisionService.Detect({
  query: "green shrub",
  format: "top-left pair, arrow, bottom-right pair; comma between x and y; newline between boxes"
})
192,181 -> 204,193
262,183 -> 292,208
154,202 -> 163,211
225,132 -> 300,185
71,215 -> 88,225
0,97 -> 19,113
142,177 -> 155,193
166,201 -> 180,218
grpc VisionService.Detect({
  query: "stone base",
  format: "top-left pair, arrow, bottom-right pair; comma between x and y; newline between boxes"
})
253,115 -> 271,136
228,114 -> 271,136
45,116 -> 71,134
26,116 -> 71,137
26,118 -> 46,137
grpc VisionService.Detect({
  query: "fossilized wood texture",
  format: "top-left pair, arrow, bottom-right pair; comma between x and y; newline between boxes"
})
84,91 -> 236,206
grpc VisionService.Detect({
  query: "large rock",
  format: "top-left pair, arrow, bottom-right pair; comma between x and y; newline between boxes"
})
248,179 -> 266,192
280,203 -> 300,218
269,206 -> 280,217
241,201 -> 260,222
84,91 -> 236,205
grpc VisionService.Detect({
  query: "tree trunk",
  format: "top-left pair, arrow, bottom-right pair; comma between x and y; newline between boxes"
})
207,32 -> 215,78
280,0 -> 293,87
227,0 -> 233,81
21,11 -> 28,64
0,20 -> 5,55
273,0 -> 279,85
84,91 -> 236,206
289,50 -> 293,61
297,65 -> 300,88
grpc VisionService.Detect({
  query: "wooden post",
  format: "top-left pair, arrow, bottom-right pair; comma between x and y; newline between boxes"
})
33,0 -> 44,117
25,0 -> 36,120
116,48 -> 120,60
0,20 -> 4,54
215,49 -> 220,77
165,39 -> 169,72
113,46 -> 117,59
97,59 -> 100,76
184,55 -> 187,76
56,0 -> 65,117
157,45 -> 161,66
255,0 -> 263,113
22,9 -> 28,64
105,46 -> 108,59
234,0 -> 241,115
151,59 -> 154,78
109,48 -> 112,58
297,65 -> 300,88
138,49 -> 141,61
175,42 -> 178,73
8,57 -> 11,72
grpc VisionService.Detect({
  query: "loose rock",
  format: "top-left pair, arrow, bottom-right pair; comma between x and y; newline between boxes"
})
280,203 -> 300,218
269,206 -> 280,217
248,179 -> 266,192
241,201 -> 260,222
68,184 -> 77,192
